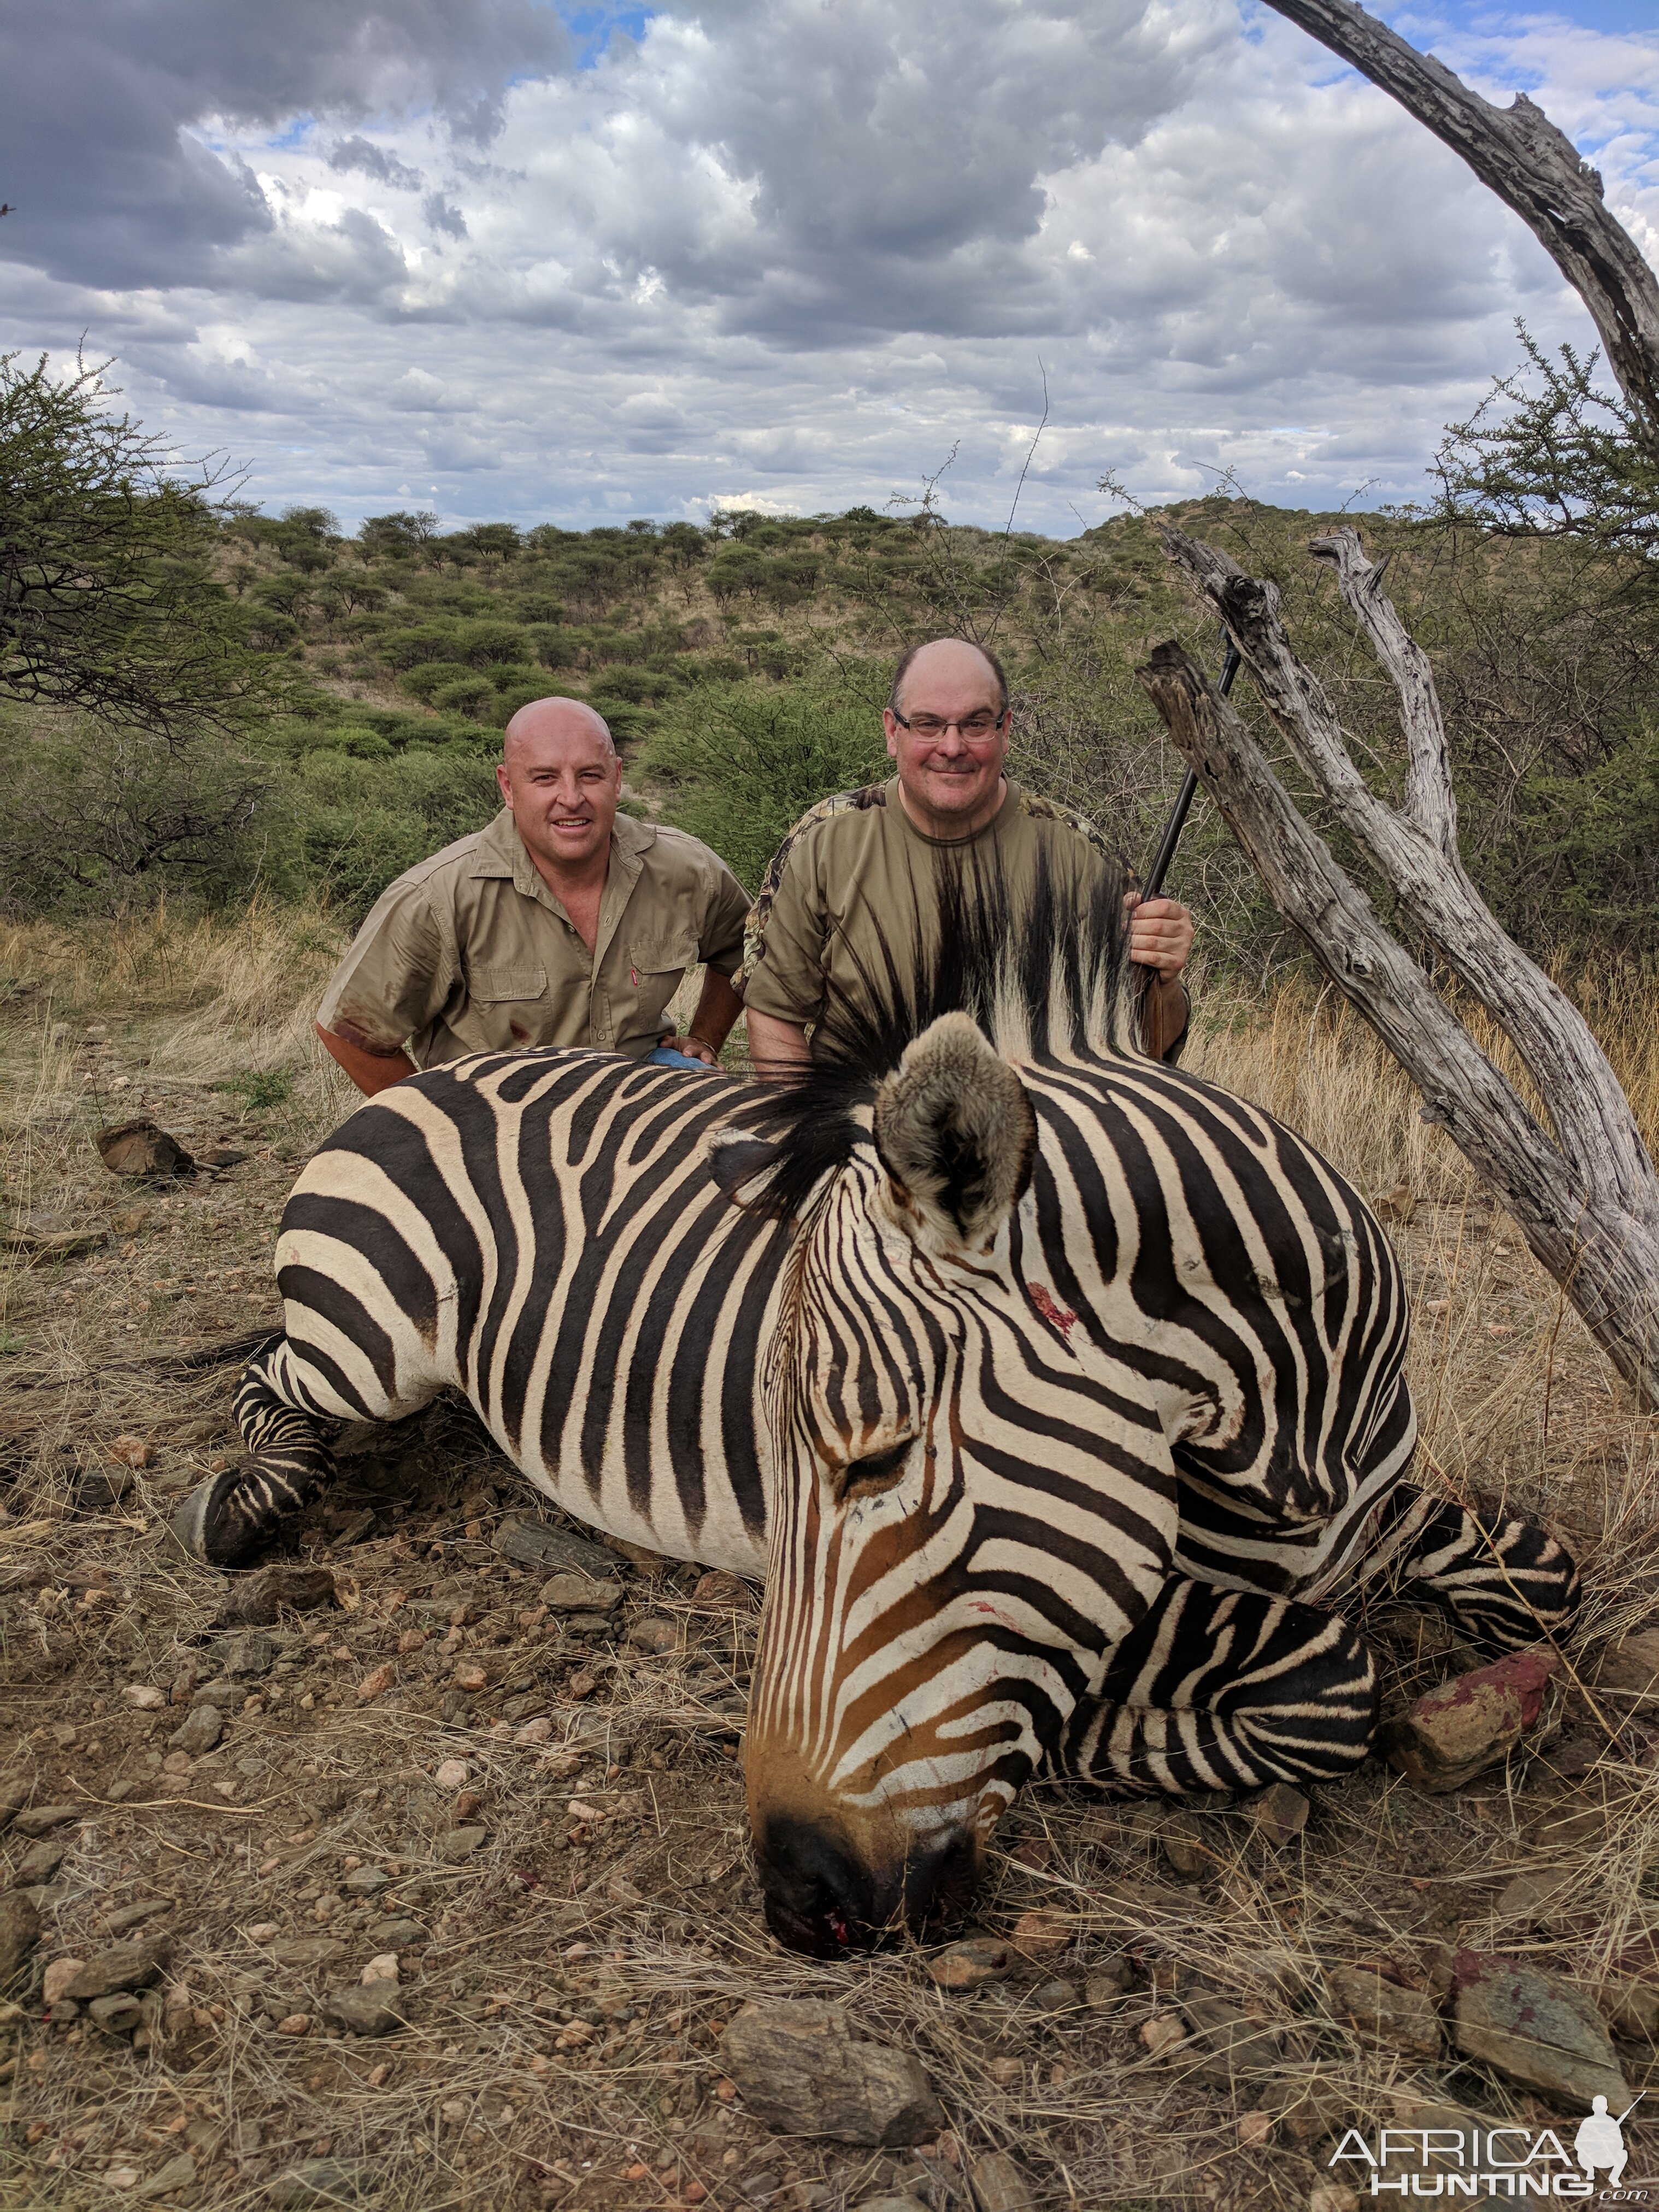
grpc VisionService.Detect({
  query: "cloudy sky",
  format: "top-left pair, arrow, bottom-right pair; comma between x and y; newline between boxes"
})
2,0 -> 1655,535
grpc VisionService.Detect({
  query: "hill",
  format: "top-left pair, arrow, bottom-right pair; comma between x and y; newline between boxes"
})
3,496 -> 1655,972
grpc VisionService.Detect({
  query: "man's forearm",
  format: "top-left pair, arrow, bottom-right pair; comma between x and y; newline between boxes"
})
745,1007 -> 812,1079
315,1022 -> 416,1097
688,969 -> 744,1058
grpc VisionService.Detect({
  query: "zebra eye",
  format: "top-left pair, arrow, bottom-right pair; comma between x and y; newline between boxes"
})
838,1437 -> 915,1497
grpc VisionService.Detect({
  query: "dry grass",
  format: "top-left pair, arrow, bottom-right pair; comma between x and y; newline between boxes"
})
3,915 -> 1659,2211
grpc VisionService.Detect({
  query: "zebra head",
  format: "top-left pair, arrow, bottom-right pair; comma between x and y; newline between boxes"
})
715,1011 -> 1178,1956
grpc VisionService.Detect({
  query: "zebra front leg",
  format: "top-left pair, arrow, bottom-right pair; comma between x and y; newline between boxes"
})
1054,1578 -> 1380,1797
1391,1487 -> 1580,1654
164,1340 -> 339,1569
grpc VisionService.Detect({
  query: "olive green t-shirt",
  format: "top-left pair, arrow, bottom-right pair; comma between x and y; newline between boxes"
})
742,778 -> 1186,1053
318,807 -> 750,1068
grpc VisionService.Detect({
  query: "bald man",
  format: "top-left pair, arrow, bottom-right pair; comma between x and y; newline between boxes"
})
742,637 -> 1195,1074
315,697 -> 749,1096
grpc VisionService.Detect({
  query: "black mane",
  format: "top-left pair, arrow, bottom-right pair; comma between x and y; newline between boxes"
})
732,843 -> 1127,1223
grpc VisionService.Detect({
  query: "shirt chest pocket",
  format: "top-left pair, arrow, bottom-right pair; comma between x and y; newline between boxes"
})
629,934 -> 698,979
468,965 -> 549,1003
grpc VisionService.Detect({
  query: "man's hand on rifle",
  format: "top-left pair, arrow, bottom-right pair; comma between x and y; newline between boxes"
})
1124,892 -> 1194,979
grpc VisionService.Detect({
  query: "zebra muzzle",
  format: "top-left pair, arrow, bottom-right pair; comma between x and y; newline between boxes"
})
754,1810 -> 981,1957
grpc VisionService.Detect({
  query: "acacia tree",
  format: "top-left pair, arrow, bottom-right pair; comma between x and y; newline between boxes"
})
1134,0 -> 1659,1398
0,352 -> 291,743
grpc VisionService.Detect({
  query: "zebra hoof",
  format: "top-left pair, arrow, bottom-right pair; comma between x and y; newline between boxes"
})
162,1470 -> 262,1569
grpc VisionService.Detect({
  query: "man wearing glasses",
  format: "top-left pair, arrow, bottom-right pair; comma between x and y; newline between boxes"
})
741,636 -> 1195,1076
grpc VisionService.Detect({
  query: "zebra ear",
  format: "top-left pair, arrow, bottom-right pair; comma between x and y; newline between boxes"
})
872,1011 -> 1037,1248
708,1130 -> 783,1208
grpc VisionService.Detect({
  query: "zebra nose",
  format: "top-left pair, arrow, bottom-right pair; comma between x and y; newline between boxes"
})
756,1816 -> 980,1957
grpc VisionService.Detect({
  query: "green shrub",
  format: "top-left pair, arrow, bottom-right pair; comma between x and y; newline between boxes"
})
643,678 -> 889,891
432,675 -> 495,718
401,659 -> 476,702
379,622 -> 465,669
456,619 -> 531,668
291,748 -> 500,920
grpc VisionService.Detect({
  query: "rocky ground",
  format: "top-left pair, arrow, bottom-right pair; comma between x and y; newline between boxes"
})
4,1025 -> 1659,2212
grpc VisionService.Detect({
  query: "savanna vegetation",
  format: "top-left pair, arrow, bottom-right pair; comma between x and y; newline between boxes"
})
3,345 -> 1657,985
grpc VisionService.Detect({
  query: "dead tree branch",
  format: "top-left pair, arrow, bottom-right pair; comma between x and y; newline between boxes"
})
1137,533 -> 1659,1404
1260,0 -> 1659,442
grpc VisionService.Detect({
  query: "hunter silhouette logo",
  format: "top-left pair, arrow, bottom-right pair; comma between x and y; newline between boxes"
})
1329,2094 -> 1648,2197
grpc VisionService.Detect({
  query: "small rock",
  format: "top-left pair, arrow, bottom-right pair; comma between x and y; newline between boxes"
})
496,1517 -> 620,1576
1246,1783 -> 1309,1849
1601,1979 -> 1659,2042
267,2159 -> 374,2207
1158,1810 -> 1210,1880
133,2154 -> 196,2202
89,1992 -> 146,2035
1178,1992 -> 1283,2087
1597,1628 -> 1659,1701
276,2013 -> 313,2036
452,1664 -> 488,1693
43,1956 -> 88,2005
249,1922 -> 279,1944
356,1664 -> 395,1704
1084,1955 -> 1135,2005
322,1985 -> 407,2036
1495,1869 -> 1576,1927
1274,2067 -> 1352,2145
434,1759 -> 469,1791
1009,1908 -> 1072,1957
103,1900 -> 172,1937
54,1937 -> 173,2001
986,2057 -> 1023,2086
216,1632 -> 278,1678
120,1685 -> 166,1711
1140,2014 -> 1187,2060
1378,1647 -> 1558,1794
927,1937 -> 1014,1992
1326,1964 -> 1443,2058
11,1802 -> 80,1839
343,1867 -> 391,1897
852,2199 -> 929,2212
201,1146 -> 250,1169
721,1999 -> 944,2146
374,1920 -> 427,1951
539,1571 -> 622,1613
1027,1979 -> 1078,2016
77,1470 -> 134,1510
269,1936 -> 345,1968
692,1570 -> 753,1608
361,1954 -> 399,1985
439,1827 -> 488,1862
0,1893 -> 42,1987
1452,1950 -> 1629,2107
168,1705 -> 223,1757
624,1616 -> 678,1655
1237,2111 -> 1273,2148
18,1840 -> 68,1884
95,1119 -> 196,1179
512,1717 -> 552,1746
567,1671 -> 598,1701
966,2150 -> 1038,2211
1308,2189 -> 1360,2212
209,1565 -> 337,1628
107,1434 -> 155,1470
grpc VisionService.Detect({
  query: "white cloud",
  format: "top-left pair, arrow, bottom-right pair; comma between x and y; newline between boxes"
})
3,0 -> 1654,532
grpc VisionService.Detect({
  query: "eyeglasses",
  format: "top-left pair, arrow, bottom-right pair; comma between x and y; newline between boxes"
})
891,709 -> 1007,740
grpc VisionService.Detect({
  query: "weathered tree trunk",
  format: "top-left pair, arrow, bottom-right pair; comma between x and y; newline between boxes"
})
1136,530 -> 1659,1403
1258,0 -> 1659,442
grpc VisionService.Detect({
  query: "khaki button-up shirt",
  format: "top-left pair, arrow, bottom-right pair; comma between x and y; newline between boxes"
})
318,807 -> 750,1068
